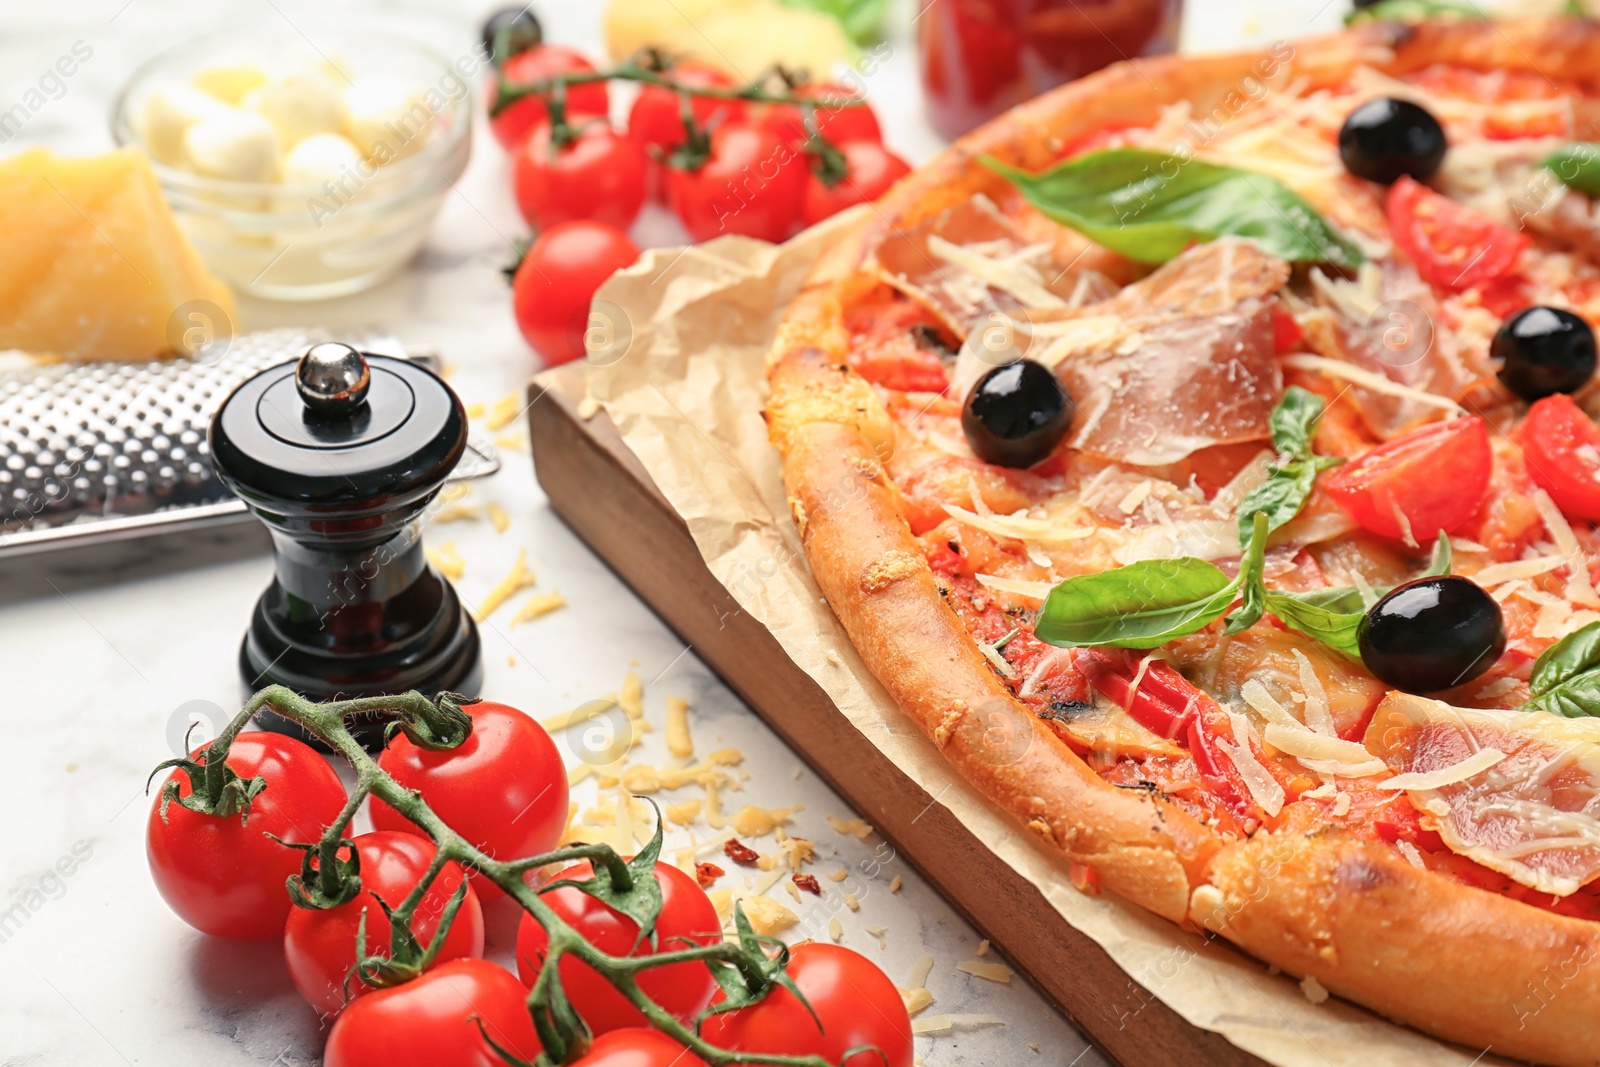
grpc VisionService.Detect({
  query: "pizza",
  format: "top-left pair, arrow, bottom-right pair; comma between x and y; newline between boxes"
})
764,17 -> 1600,1066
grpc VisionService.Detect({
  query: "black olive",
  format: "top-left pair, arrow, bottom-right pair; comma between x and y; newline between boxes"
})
482,6 -> 543,66
1359,576 -> 1505,693
1338,97 -> 1447,185
1491,306 -> 1598,400
961,360 -> 1073,468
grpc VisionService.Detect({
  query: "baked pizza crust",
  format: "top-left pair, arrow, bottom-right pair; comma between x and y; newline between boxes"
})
766,17 -> 1600,1066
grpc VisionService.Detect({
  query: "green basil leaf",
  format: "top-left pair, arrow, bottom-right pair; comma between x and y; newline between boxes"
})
1523,620 -> 1600,718
984,150 -> 1363,268
1269,385 -> 1325,457
773,0 -> 889,43
1541,143 -> 1600,198
1345,0 -> 1480,24
1226,513 -> 1271,634
1424,531 -> 1452,578
1235,388 -> 1341,554
1264,591 -> 1365,659
1288,585 -> 1368,614
1035,557 -> 1238,649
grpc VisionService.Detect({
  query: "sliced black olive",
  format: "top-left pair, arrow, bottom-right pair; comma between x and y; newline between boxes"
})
482,6 -> 543,66
1492,306 -> 1598,400
1358,576 -> 1505,693
1338,97 -> 1447,185
961,360 -> 1073,468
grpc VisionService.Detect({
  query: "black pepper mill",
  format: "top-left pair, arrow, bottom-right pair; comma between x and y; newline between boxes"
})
210,342 -> 481,747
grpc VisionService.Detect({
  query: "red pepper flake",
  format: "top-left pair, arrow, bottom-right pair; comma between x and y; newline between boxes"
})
792,873 -> 822,896
723,838 -> 760,866
695,862 -> 725,888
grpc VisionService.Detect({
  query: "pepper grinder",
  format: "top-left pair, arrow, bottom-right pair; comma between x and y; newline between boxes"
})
210,342 -> 481,747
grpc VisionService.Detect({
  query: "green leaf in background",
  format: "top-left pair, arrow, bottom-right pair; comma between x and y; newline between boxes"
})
1034,557 -> 1239,650
774,0 -> 889,44
983,150 -> 1364,268
1235,387 -> 1343,555
1345,0 -> 1481,25
1541,143 -> 1600,198
1522,620 -> 1600,718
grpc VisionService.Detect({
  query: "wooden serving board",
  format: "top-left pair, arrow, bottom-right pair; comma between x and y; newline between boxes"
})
527,362 -> 1263,1067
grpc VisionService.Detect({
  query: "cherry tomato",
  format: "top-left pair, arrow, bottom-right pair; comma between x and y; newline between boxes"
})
511,220 -> 640,366
801,140 -> 912,226
1324,416 -> 1493,541
700,943 -> 914,1067
513,120 -> 647,231
324,959 -> 540,1067
516,860 -> 719,1034
571,1029 -> 708,1067
489,45 -> 609,151
665,122 -> 806,242
1386,176 -> 1529,292
628,63 -> 748,158
284,831 -> 484,1018
147,732 -> 346,940
1516,393 -> 1600,520
371,701 -> 568,901
759,83 -> 882,148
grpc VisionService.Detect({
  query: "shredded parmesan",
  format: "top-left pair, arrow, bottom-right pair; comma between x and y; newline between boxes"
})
1292,650 -> 1336,737
1471,554 -> 1571,587
665,696 -> 693,758
912,1014 -> 1005,1036
1280,354 -> 1463,413
1378,748 -> 1508,790
510,591 -> 565,625
975,573 -> 1055,601
1300,975 -> 1330,1005
943,504 -> 1096,544
425,541 -> 465,581
487,501 -> 510,534
540,697 -> 618,733
486,392 -> 522,431
1219,712 -> 1286,817
473,549 -> 538,621
957,959 -> 1013,983
1531,489 -> 1600,608
827,815 -> 875,840
619,670 -> 644,720
926,234 -> 1066,310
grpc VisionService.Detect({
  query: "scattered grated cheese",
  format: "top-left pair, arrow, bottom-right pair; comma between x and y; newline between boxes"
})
975,938 -> 990,957
1396,839 -> 1427,869
865,924 -> 888,938
1471,554 -> 1570,587
1241,679 -> 1304,731
827,815 -> 875,840
510,591 -> 566,625
1292,650 -> 1336,737
426,541 -> 465,580
1531,489 -> 1600,608
665,799 -> 702,825
977,637 -> 1017,679
900,987 -> 934,1016
433,502 -> 480,523
1219,712 -> 1285,818
473,549 -> 538,621
889,875 -> 903,893
943,504 -> 1096,544
957,959 -> 1013,983
905,953 -> 936,991
844,893 -> 860,912
665,696 -> 694,758
827,867 -> 849,882
1378,748 -> 1508,790
493,431 -> 527,452
1263,723 -> 1387,774
925,234 -> 1066,310
1300,975 -> 1330,1005
465,401 -> 486,420
707,888 -> 733,924
1302,781 -> 1337,800
1280,354 -> 1463,414
731,805 -> 799,838
619,670 -> 644,719
1332,791 -> 1352,817
576,395 -> 600,420
487,502 -> 510,534
486,392 -> 522,431
912,1014 -> 1005,1036
974,573 -> 1055,601
829,917 -> 845,942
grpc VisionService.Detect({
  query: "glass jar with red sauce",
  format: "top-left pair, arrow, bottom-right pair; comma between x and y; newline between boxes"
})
917,0 -> 1184,140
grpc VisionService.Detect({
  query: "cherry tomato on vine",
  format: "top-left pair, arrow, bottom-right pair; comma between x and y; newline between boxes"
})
1386,176 -> 1528,292
571,1029 -> 708,1067
324,959 -> 541,1067
759,82 -> 882,148
146,732 -> 346,940
700,943 -> 914,1067
629,62 -> 748,158
511,220 -> 641,366
489,44 -> 609,151
284,830 -> 484,1018
802,140 -> 912,226
1323,416 -> 1492,541
516,860 -> 720,1034
1516,393 -> 1600,520
371,701 -> 568,900
665,121 -> 806,243
513,120 -> 647,231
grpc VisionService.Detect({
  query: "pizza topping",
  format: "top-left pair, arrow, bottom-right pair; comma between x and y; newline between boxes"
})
1217,711 -> 1286,818
1323,416 -> 1492,543
1358,576 -> 1506,694
1491,306 -> 1597,400
1517,395 -> 1600,524
1338,97 -> 1448,186
960,360 -> 1074,469
1364,694 -> 1600,897
1386,175 -> 1530,292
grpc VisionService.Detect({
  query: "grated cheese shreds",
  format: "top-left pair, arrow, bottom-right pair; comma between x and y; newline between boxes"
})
426,541 -> 465,581
889,875 -> 903,893
905,953 -> 936,991
975,938 -> 990,957
975,573 -> 1055,601
1280,354 -> 1463,413
827,815 -> 875,839
1378,747 -> 1508,790
1300,975 -> 1331,1005
619,670 -> 644,720
1263,723 -> 1386,770
510,591 -> 566,625
957,959 -> 1013,983
912,1014 -> 1006,1036
494,431 -> 527,452
1219,712 -> 1285,817
943,503 -> 1096,545
486,391 -> 522,431
731,805 -> 799,838
925,233 -> 1066,310
828,917 -> 845,943
1241,680 -> 1304,731
1292,650 -> 1336,737
665,799 -> 702,825
487,501 -> 510,534
433,502 -> 480,523
665,695 -> 693,758
900,986 -> 934,1016
473,549 -> 538,621
1531,489 -> 1600,608
541,698 -> 618,733
1471,554 -> 1570,587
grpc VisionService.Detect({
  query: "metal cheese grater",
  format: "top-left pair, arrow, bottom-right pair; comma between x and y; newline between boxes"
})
0,328 -> 499,558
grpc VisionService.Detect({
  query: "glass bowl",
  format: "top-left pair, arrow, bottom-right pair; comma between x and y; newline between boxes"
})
111,22 -> 472,301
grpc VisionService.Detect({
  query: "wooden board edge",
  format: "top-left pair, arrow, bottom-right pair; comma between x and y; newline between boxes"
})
527,363 -> 1266,1067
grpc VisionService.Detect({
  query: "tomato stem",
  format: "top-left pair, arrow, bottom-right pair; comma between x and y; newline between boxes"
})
490,63 -> 867,119
183,686 -> 835,1067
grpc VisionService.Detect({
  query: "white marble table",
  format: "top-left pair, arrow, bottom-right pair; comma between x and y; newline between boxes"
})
0,1 -> 1344,1064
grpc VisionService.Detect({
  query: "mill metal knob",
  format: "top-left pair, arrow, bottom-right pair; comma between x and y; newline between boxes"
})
209,342 -> 481,748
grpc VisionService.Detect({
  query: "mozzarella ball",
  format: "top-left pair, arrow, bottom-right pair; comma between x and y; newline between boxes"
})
281,132 -> 364,186
184,109 -> 281,182
137,81 -> 231,166
245,68 -> 346,150
343,77 -> 432,163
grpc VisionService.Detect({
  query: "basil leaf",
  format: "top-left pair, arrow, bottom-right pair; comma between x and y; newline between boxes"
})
1541,143 -> 1600,198
1236,387 -> 1342,554
1034,557 -> 1238,649
1523,620 -> 1600,718
1345,0 -> 1479,24
1289,585 -> 1368,614
985,150 -> 1363,268
1424,531 -> 1452,578
1226,513 -> 1271,634
1269,386 -> 1325,456
1264,591 -> 1365,659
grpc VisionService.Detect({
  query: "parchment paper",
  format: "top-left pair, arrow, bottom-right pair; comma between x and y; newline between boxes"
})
584,210 -> 1514,1067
